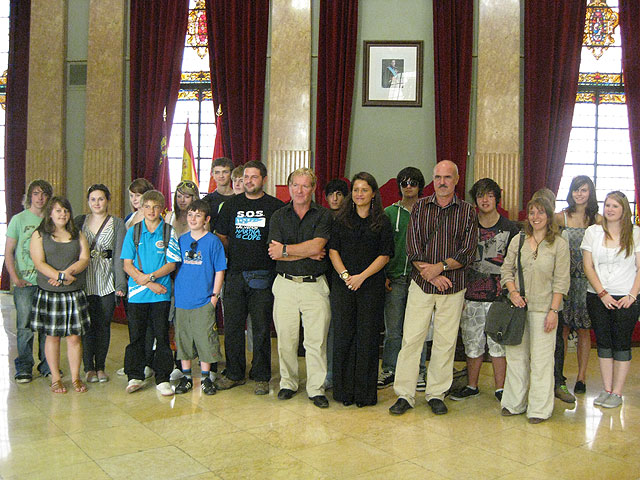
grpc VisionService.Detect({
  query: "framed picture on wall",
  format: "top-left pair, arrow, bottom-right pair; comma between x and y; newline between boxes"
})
362,40 -> 423,107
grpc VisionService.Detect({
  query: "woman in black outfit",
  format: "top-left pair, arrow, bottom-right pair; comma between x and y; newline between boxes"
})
329,172 -> 393,407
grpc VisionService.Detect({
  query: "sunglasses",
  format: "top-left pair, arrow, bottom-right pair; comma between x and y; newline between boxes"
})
186,241 -> 198,260
400,179 -> 419,188
177,180 -> 197,190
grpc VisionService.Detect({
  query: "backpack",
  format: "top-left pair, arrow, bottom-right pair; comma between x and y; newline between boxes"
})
132,221 -> 173,271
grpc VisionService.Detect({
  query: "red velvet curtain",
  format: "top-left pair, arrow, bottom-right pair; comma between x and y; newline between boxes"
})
129,0 -> 188,183
432,0 -> 473,198
315,0 -> 358,202
619,0 -> 640,206
205,0 -> 269,167
523,1 -> 587,204
2,0 -> 31,290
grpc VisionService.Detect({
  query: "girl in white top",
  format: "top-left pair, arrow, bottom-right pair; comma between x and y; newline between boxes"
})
581,191 -> 640,409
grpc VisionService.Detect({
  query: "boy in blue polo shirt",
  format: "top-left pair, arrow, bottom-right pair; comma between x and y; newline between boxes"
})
121,190 -> 181,396
173,200 -> 227,395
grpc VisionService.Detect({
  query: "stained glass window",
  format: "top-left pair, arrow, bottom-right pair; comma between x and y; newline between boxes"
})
557,0 -> 634,214
0,3 -> 9,270
168,0 -> 216,199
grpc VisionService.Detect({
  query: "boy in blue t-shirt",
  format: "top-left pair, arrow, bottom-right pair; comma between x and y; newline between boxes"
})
173,200 -> 227,395
121,190 -> 181,396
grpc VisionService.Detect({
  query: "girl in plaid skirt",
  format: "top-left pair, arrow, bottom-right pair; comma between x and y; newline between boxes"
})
29,197 -> 90,394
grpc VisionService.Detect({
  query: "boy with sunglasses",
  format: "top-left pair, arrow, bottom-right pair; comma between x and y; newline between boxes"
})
173,200 -> 227,395
379,167 -> 429,390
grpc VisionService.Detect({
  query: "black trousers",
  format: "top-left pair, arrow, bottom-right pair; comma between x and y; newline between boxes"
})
222,271 -> 274,382
124,301 -> 172,384
331,273 -> 385,405
83,293 -> 115,372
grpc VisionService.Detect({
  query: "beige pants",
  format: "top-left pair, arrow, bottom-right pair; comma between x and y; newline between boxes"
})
272,274 -> 331,397
501,311 -> 556,419
394,281 -> 465,406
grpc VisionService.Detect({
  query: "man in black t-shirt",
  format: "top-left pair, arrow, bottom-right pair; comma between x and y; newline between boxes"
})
214,161 -> 285,395
203,157 -> 235,224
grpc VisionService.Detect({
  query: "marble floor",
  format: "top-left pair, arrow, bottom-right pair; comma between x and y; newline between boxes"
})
0,292 -> 639,479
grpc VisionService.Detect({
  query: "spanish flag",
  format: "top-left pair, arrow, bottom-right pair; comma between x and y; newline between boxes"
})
181,119 -> 199,186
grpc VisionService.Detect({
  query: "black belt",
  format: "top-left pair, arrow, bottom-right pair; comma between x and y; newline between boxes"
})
278,272 -> 323,283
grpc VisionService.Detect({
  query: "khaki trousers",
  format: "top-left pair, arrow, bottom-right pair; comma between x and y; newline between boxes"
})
502,311 -> 556,419
272,274 -> 331,397
394,281 -> 465,406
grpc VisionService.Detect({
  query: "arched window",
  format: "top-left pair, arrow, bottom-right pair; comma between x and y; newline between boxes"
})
167,0 -> 216,199
557,0 -> 633,212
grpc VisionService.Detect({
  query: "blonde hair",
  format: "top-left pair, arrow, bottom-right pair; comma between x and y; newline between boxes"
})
287,168 -> 317,188
602,191 -> 634,258
524,197 -> 560,245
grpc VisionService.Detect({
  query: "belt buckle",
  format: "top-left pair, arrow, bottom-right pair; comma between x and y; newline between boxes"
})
290,275 -> 304,283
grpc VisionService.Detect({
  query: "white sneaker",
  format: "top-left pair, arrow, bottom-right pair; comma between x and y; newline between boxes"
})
156,381 -> 174,396
144,366 -> 154,379
170,368 -> 184,381
126,379 -> 144,393
116,367 -> 126,376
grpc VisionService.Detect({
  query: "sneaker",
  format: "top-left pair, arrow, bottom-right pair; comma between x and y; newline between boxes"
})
116,367 -> 126,376
156,381 -> 174,396
86,371 -> 98,383
377,370 -> 395,389
601,393 -> 622,408
254,381 -> 270,395
174,376 -> 193,394
574,380 -> 586,394
201,377 -> 217,395
593,390 -> 611,406
15,373 -> 32,384
144,366 -> 154,379
416,372 -> 426,392
554,385 -> 576,403
214,375 -> 246,390
494,389 -> 504,401
126,379 -> 144,393
450,386 -> 480,401
170,368 -> 184,381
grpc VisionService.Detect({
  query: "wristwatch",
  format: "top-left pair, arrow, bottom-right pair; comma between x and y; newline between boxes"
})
442,260 -> 449,271
149,273 -> 156,282
282,244 -> 289,258
340,270 -> 349,280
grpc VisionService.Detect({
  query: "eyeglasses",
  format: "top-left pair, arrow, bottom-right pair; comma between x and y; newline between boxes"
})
177,180 -> 197,191
186,241 -> 198,260
400,179 -> 419,188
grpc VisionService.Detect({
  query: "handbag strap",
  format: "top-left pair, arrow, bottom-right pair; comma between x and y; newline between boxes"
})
90,215 -> 111,252
517,232 -> 525,298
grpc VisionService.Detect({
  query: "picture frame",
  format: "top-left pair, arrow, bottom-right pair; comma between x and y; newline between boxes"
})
362,40 -> 423,107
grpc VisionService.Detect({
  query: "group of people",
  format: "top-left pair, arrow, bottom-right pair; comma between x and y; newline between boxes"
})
6,158 -> 639,420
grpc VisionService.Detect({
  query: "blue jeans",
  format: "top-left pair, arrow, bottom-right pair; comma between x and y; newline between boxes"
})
381,275 -> 427,374
14,285 -> 50,376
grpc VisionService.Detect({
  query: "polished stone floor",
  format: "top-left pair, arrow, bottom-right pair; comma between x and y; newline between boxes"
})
0,292 -> 639,479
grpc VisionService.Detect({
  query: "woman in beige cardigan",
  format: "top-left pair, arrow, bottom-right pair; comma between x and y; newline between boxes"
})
500,196 -> 570,423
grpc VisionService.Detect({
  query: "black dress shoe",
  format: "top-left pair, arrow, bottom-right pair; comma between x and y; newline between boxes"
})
277,388 -> 296,400
356,402 -> 365,408
309,395 -> 329,408
342,400 -> 353,406
428,398 -> 448,415
389,398 -> 413,415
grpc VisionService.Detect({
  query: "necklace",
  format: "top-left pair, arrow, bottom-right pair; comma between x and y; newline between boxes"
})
532,235 -> 543,260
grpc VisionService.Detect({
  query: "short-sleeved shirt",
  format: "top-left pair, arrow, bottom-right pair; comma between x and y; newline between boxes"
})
581,224 -> 640,296
465,215 -> 520,302
329,211 -> 394,276
268,201 -> 332,276
6,209 -> 43,285
215,193 -> 285,272
120,219 -> 180,303
174,231 -> 227,310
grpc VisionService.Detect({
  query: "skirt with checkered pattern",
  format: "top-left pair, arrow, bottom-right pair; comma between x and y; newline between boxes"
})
29,288 -> 90,337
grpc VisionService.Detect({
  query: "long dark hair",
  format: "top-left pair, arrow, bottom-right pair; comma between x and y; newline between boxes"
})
335,172 -> 386,231
565,175 -> 598,226
37,196 -> 79,239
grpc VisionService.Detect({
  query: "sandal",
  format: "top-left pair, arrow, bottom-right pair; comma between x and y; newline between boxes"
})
72,379 -> 88,393
50,380 -> 67,394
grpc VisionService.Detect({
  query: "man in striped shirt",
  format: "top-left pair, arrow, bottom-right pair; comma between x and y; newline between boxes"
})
389,160 -> 478,416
